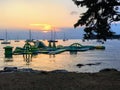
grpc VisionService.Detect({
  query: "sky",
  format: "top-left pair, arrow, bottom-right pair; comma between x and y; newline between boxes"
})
0,0 -> 120,40
0,0 -> 84,31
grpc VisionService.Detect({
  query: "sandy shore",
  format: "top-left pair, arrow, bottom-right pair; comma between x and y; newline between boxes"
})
0,68 -> 119,90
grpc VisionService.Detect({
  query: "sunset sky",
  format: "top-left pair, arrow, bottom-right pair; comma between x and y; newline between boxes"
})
0,0 -> 120,40
0,0 -> 85,31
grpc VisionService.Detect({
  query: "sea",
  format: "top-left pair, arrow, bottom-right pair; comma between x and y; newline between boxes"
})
0,39 -> 120,73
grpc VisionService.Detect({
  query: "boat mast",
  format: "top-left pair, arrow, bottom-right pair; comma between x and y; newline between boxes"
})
53,28 -> 56,41
5,30 -> 7,41
50,30 -> 53,40
29,29 -> 31,40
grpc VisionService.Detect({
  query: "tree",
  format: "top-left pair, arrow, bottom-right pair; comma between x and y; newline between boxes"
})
73,0 -> 120,41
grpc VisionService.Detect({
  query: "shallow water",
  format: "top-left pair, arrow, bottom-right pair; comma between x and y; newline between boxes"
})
0,39 -> 120,72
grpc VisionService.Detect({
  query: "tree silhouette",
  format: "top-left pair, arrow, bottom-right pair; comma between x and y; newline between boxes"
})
73,0 -> 120,41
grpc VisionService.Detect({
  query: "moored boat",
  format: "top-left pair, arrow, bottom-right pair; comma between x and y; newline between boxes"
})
1,30 -> 10,44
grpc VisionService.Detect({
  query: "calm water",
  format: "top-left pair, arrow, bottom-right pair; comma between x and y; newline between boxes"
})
0,39 -> 120,72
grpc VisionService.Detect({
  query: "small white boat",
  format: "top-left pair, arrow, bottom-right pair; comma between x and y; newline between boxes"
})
14,35 -> 20,42
1,30 -> 10,44
15,40 -> 20,42
63,33 -> 68,41
1,41 -> 10,44
25,30 -> 34,42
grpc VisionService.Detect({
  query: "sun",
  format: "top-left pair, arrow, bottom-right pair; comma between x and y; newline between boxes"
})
43,24 -> 52,31
30,23 -> 52,31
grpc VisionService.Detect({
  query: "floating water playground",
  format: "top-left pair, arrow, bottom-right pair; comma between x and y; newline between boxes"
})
3,40 -> 105,57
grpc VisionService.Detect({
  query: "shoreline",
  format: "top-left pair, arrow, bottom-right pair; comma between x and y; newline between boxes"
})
0,67 -> 120,90
1,66 -> 119,73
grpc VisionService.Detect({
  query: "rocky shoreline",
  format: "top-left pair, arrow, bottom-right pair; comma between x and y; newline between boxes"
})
1,67 -> 69,73
0,67 -> 120,90
1,66 -> 118,74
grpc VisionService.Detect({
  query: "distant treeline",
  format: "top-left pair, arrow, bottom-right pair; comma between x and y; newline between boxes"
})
89,34 -> 120,39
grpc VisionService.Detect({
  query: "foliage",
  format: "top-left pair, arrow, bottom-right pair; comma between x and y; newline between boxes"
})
73,0 -> 120,41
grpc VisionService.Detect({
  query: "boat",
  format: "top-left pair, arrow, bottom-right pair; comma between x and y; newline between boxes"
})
63,33 -> 68,41
1,41 -> 10,44
25,30 -> 34,42
0,39 -> 4,40
14,36 -> 20,42
63,38 -> 68,41
1,30 -> 10,44
15,40 -> 20,42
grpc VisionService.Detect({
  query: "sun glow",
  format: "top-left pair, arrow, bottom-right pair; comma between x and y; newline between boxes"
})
0,0 -> 80,30
30,23 -> 52,31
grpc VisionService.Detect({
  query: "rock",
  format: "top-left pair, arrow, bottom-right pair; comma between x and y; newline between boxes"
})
40,71 -> 48,74
76,64 -> 84,68
86,62 -> 101,66
4,67 -> 17,72
50,70 -> 68,73
35,70 -> 48,74
18,68 -> 33,72
99,68 -> 118,72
